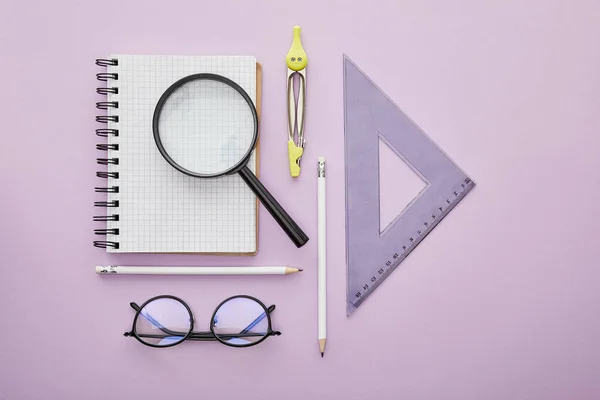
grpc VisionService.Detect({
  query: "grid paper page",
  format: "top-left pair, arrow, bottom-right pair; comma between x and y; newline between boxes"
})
106,55 -> 257,253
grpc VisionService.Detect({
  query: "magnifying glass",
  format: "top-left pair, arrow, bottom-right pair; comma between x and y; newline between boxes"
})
152,73 -> 309,248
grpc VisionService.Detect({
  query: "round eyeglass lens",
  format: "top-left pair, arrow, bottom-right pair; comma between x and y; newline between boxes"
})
135,297 -> 192,347
211,297 -> 269,346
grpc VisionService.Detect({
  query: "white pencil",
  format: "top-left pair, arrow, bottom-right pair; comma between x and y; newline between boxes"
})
96,265 -> 302,275
317,157 -> 327,357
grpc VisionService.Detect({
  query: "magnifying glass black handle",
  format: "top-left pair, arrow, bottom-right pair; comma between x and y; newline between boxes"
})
238,166 -> 309,248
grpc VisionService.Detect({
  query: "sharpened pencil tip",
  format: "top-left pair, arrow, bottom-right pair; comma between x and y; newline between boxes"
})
299,269 -> 303,272
319,338 -> 326,356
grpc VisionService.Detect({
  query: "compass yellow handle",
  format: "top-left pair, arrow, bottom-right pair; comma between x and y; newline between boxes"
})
286,26 -> 307,71
288,140 -> 303,177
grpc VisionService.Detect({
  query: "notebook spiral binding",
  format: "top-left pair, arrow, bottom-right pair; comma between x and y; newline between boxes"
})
94,58 -> 120,250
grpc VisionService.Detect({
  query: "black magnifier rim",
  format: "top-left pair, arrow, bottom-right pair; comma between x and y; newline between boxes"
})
209,295 -> 272,348
152,73 -> 259,179
132,295 -> 194,349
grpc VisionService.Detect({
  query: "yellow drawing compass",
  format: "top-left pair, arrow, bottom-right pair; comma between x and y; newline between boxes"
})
286,26 -> 307,178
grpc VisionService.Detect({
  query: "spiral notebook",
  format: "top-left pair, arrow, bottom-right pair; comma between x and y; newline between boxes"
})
94,54 -> 261,254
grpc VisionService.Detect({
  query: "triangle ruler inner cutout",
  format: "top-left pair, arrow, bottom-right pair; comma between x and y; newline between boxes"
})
378,135 -> 429,234
344,55 -> 476,316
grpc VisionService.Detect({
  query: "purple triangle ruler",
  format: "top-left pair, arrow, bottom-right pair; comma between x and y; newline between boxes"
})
344,55 -> 476,316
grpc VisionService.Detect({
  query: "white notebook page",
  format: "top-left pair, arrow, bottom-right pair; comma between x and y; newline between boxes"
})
105,55 -> 257,253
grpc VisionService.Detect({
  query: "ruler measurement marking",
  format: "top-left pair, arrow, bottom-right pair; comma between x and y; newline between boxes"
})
351,178 -> 474,308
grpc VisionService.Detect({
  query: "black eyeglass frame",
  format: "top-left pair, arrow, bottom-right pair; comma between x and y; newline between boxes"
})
124,294 -> 281,349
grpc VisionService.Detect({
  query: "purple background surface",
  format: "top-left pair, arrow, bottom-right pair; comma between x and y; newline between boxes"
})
2,1 -> 600,399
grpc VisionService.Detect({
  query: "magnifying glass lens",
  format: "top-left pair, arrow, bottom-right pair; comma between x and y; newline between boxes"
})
156,79 -> 256,176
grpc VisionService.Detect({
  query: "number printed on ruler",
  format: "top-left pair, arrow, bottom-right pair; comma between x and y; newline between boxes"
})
353,178 -> 474,303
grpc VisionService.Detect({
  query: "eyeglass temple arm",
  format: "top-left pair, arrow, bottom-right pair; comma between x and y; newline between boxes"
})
239,304 -> 281,336
188,304 -> 280,339
124,302 -> 190,338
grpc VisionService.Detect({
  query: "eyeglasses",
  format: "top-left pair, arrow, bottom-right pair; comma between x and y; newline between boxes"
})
124,295 -> 281,348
